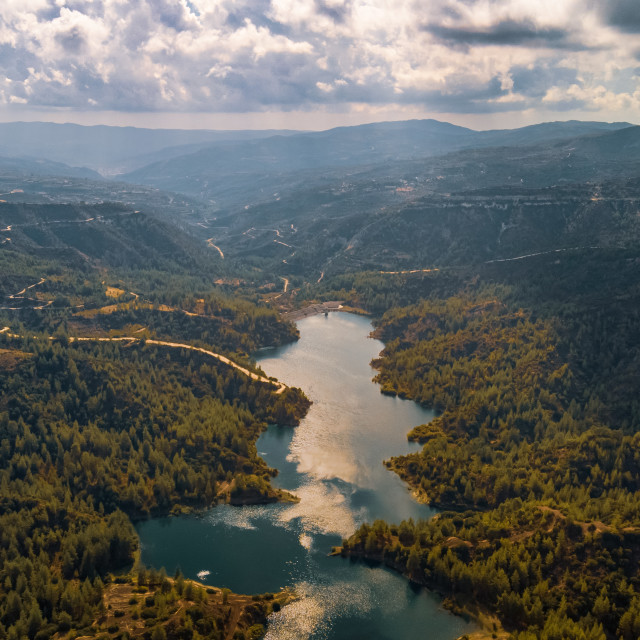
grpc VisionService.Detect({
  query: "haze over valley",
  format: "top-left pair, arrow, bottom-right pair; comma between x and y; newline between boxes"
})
1,114 -> 640,640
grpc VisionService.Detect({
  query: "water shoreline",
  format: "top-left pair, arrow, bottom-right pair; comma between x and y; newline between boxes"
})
137,313 -> 475,639
282,300 -> 368,322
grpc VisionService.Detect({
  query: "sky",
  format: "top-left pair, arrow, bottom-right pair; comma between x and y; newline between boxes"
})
0,0 -> 638,131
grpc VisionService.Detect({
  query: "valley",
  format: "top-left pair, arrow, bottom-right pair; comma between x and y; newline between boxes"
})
1,118 -> 640,640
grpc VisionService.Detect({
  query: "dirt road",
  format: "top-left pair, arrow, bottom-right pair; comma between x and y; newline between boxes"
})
2,331 -> 287,393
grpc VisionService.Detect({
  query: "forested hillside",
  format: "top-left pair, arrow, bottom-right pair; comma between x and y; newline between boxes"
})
336,248 -> 640,639
0,194 -> 310,639
183,166 -> 640,282
2,117 -> 640,639
0,330 -> 308,639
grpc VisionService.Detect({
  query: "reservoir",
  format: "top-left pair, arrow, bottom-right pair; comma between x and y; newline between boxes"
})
137,313 -> 475,639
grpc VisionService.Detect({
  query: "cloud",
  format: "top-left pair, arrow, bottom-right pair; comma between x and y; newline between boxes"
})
510,62 -> 579,98
54,24 -> 86,53
316,0 -> 350,24
604,0 -> 640,33
423,19 -> 587,50
542,82 -> 640,113
151,0 -> 200,31
0,0 -> 637,121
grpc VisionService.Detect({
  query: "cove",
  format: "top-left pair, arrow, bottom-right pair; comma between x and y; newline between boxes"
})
137,313 -> 476,639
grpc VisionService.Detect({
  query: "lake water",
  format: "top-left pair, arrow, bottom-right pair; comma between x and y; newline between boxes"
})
137,313 -> 475,639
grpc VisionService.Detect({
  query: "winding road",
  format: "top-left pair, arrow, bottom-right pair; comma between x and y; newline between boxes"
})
485,246 -> 601,264
1,278 -> 52,310
9,277 -> 46,299
0,331 -> 287,394
206,238 -> 225,258
378,268 -> 439,275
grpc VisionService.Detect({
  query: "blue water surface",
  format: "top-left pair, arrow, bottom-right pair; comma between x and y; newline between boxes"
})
137,313 -> 475,640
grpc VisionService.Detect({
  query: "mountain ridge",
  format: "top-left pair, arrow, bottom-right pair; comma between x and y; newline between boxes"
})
120,119 -> 635,202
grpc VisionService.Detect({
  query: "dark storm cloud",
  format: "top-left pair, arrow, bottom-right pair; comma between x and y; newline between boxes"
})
55,26 -> 87,53
423,19 -> 588,50
605,0 -> 640,33
316,1 -> 350,23
390,76 -> 526,114
226,4 -> 292,38
307,72 -> 526,115
0,45 -> 36,82
150,0 -> 196,31
36,5 -> 64,21
217,55 -> 321,109
510,64 -> 579,98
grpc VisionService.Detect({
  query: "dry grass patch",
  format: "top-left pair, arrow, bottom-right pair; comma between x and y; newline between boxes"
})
106,286 -> 126,299
0,348 -> 32,371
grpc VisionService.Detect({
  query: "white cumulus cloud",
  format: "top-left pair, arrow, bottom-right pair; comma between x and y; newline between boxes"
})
0,0 -> 636,120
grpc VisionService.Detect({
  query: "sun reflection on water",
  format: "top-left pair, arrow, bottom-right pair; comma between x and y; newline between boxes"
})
265,578 -> 379,640
276,481 -> 356,539
299,533 -> 313,551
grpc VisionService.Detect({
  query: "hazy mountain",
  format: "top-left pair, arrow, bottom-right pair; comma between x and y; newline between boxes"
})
0,202 -> 212,271
375,125 -> 640,193
472,120 -> 630,147
121,119 -> 631,202
0,172 -> 210,232
0,156 -> 102,180
120,119 -> 476,200
3,118 -> 638,282
0,122 -> 301,174
196,124 -> 640,279
209,175 -> 640,279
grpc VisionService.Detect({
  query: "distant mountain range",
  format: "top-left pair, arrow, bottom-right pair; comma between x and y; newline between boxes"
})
0,122 -> 301,174
0,155 -> 102,180
1,117 -> 639,281
0,118 -> 631,179
159,123 -> 639,278
121,119 -> 632,198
